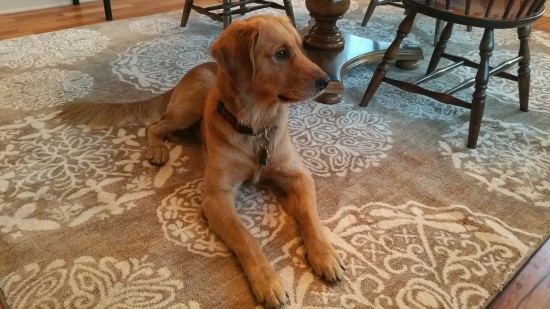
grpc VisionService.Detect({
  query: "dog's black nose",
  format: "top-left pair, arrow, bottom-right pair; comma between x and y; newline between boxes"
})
315,77 -> 330,91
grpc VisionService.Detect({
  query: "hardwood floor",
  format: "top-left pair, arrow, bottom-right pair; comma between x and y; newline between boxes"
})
0,0 -> 186,39
489,238 -> 550,309
0,1 -> 549,309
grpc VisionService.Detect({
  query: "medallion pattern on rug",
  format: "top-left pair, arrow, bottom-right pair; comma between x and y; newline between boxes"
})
450,50 -> 550,115
111,34 -> 215,93
414,19 -> 518,46
288,103 -> 393,177
531,30 -> 550,49
342,66 -> 469,120
0,256 -> 198,309
338,13 -> 420,46
157,179 -> 288,257
440,119 -> 550,207
129,17 -> 181,35
271,201 -> 542,308
0,112 -> 191,237
0,29 -> 110,68
0,69 -> 93,110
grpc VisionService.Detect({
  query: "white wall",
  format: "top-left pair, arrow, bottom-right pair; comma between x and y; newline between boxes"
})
0,0 -> 94,15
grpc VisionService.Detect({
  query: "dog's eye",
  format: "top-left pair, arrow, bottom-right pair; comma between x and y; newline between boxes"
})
275,49 -> 289,61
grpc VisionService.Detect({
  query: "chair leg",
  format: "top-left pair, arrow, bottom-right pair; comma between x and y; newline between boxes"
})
103,0 -> 112,21
427,21 -> 454,74
360,11 -> 417,107
222,0 -> 232,29
283,0 -> 296,27
239,0 -> 246,15
361,0 -> 379,27
181,0 -> 193,27
517,25 -> 531,112
468,28 -> 494,149
433,19 -> 443,46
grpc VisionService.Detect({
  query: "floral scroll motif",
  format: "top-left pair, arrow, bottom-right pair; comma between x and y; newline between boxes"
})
111,34 -> 215,93
288,103 -> 393,177
0,112 -> 183,237
440,119 -> 550,207
129,18 -> 181,35
272,201 -> 541,308
0,29 -> 110,68
157,179 -> 289,257
0,256 -> 198,309
0,69 -> 93,110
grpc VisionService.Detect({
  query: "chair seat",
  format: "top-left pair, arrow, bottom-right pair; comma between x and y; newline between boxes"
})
181,0 -> 295,29
403,0 -> 545,28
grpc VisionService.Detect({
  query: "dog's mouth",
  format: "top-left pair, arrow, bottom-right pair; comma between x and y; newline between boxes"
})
277,94 -> 293,102
278,92 -> 323,103
278,84 -> 327,102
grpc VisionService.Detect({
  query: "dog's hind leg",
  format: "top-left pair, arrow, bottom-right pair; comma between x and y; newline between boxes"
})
146,118 -> 178,166
146,115 -> 200,166
146,62 -> 216,166
146,87 -> 205,166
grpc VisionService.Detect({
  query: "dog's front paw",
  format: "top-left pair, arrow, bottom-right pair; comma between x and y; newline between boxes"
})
306,240 -> 345,283
248,267 -> 288,308
146,145 -> 170,166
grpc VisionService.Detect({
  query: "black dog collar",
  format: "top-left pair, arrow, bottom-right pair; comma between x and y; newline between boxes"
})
216,101 -> 264,136
216,101 -> 271,165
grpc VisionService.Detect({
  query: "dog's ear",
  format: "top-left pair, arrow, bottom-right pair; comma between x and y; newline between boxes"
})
211,21 -> 259,89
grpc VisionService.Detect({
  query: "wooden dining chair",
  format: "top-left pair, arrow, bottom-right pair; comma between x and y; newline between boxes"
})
362,0 -> 406,28
181,0 -> 295,29
361,0 -> 452,46
360,0 -> 546,149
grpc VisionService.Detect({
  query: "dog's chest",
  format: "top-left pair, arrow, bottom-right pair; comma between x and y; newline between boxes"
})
240,132 -> 278,183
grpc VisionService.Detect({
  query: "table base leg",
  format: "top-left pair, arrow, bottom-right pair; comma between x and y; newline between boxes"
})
302,31 -> 424,104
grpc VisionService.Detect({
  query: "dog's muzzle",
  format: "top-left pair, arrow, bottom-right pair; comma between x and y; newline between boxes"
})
316,76 -> 330,91
277,76 -> 330,102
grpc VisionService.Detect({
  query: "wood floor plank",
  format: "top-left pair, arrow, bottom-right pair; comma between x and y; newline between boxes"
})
488,238 -> 550,309
0,0 -> 186,38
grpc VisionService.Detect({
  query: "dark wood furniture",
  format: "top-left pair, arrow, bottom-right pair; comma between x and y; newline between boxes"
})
180,0 -> 295,28
362,0 -> 406,27
361,0 -> 444,46
72,0 -> 112,20
360,0 -> 546,149
302,0 -> 424,104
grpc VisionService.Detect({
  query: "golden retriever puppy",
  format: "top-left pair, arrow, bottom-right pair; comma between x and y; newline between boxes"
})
60,15 -> 344,308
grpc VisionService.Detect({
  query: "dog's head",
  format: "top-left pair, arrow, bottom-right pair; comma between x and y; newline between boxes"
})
211,15 -> 330,104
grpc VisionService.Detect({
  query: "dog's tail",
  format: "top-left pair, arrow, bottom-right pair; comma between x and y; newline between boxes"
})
58,90 -> 173,128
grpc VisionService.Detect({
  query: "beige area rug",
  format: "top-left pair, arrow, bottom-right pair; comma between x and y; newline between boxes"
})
1,1 -> 549,308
